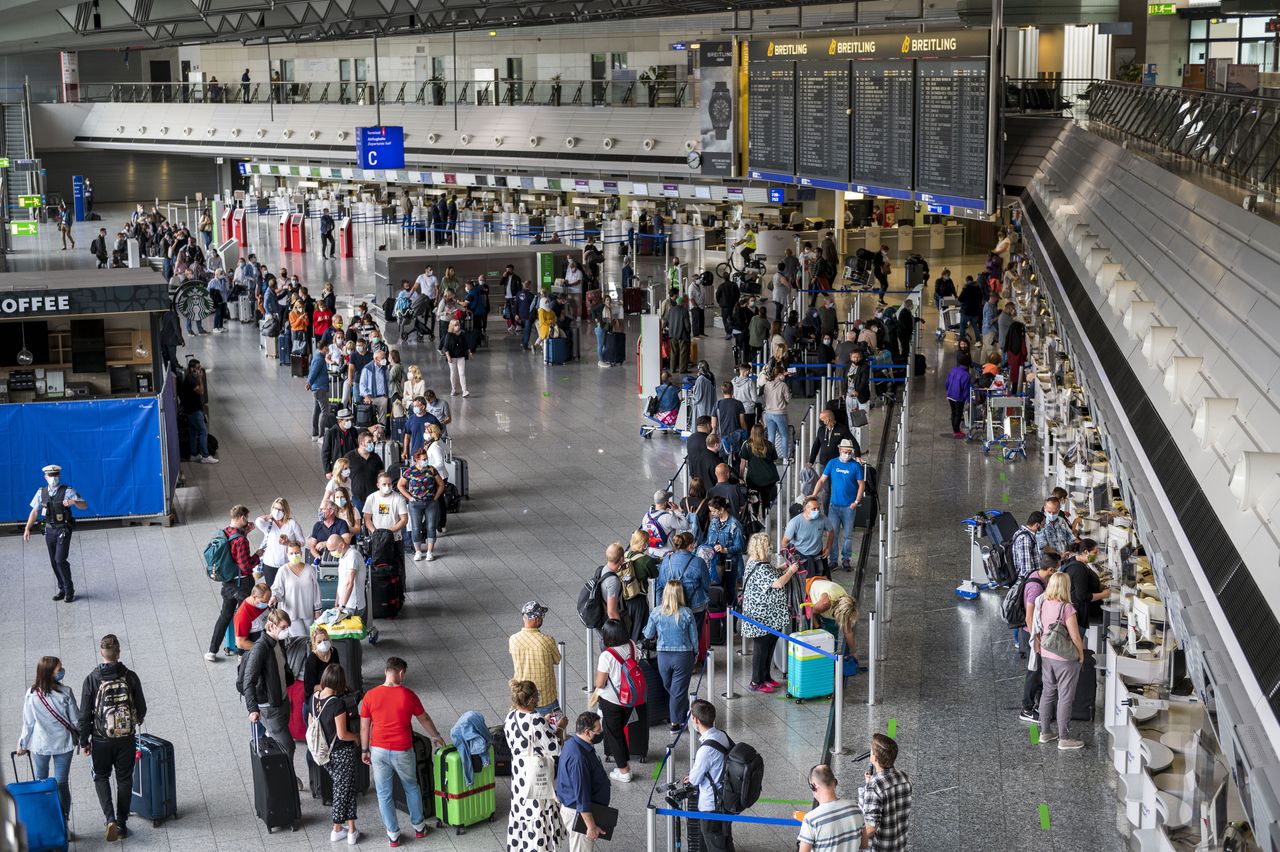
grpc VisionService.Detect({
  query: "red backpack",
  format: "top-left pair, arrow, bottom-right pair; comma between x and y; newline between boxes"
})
606,642 -> 647,707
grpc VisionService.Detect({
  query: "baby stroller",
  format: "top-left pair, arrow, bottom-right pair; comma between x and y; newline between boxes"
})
397,297 -> 434,342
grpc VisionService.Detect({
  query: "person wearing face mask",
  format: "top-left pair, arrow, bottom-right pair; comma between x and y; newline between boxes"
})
271,542 -> 322,640
398,448 -> 445,562
442,318 -> 472,397
322,409 -> 360,475
783,497 -> 835,579
344,430 -> 386,509
358,347 -> 391,425
17,655 -> 80,828
402,396 -> 442,460
740,534 -> 800,693
362,471 -> 409,547
325,457 -> 354,500
206,505 -> 266,662
555,712 -> 611,850
242,608 -> 302,772
1036,496 -> 1074,556
366,329 -> 389,357
1061,538 -> 1108,637
255,499 -> 306,587
346,339 -> 374,406
701,495 -> 745,592
233,583 -> 274,651
24,464 -> 88,603
809,440 -> 865,572
307,498 -> 352,560
303,626 -> 339,707
329,486 -> 364,539
423,388 -> 452,434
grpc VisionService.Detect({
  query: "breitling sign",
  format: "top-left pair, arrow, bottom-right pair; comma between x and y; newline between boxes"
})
751,29 -> 988,62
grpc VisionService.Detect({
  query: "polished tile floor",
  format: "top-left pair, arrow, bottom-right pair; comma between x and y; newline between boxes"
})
0,208 -> 1124,850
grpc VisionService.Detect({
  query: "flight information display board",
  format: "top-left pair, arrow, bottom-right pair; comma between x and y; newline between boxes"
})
850,62 -> 915,200
914,59 -> 989,208
747,64 -> 795,179
796,61 -> 851,188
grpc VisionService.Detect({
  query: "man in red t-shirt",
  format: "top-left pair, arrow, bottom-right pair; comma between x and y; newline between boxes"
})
360,656 -> 446,846
205,505 -> 264,662
232,583 -> 272,651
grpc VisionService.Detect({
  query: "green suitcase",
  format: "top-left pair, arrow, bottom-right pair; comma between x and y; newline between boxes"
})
432,745 -> 495,834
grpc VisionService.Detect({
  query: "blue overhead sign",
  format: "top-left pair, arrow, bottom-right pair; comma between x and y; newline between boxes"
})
768,188 -> 785,203
356,126 -> 405,170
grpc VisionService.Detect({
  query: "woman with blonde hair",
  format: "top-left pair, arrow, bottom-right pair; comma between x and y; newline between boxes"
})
302,625 -> 337,706
503,680 -> 566,851
1035,571 -> 1086,750
738,423 -> 781,510
641,580 -> 698,730
325,457 -> 352,498
809,576 -> 860,658
255,497 -> 305,586
403,364 -> 426,401
621,529 -> 658,642
740,534 -> 800,693
424,423 -> 451,535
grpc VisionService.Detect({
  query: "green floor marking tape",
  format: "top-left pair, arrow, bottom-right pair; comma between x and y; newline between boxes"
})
1029,723 -> 1040,745
887,719 -> 897,739
543,391 -> 551,396
651,763 -> 664,781
1039,803 -> 1050,830
999,472 -> 1007,481
756,798 -> 811,807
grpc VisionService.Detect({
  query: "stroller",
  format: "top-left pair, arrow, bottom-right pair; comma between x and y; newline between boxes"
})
397,296 -> 434,342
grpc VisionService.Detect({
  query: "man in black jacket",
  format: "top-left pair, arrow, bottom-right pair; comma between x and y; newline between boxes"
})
242,608 -> 298,762
957,276 -> 985,344
79,634 -> 147,842
321,408 -> 359,474
90,227 -> 109,268
320,208 -> 336,258
714,277 -> 739,341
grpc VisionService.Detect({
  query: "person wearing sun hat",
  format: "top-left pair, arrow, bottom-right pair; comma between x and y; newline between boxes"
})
509,601 -> 562,714
24,464 -> 88,602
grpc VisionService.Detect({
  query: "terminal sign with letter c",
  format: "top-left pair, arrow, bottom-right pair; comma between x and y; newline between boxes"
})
356,126 -> 406,170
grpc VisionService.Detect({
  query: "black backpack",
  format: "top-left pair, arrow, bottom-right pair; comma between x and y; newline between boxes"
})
576,565 -> 609,629
705,737 -> 764,814
1002,573 -> 1043,628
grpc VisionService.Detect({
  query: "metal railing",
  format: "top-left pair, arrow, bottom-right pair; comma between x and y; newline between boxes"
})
72,77 -> 695,109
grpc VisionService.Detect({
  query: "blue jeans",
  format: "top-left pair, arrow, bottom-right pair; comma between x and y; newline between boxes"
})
408,499 -> 440,546
185,317 -> 206,334
958,314 -> 981,344
827,504 -> 856,565
189,410 -> 210,458
657,649 -> 695,725
372,746 -> 425,836
595,325 -> 606,362
764,411 -> 789,458
32,750 -> 73,819
520,316 -> 534,348
536,700 -> 561,715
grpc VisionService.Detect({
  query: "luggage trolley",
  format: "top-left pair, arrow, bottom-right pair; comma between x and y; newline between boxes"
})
313,552 -> 379,644
936,297 -> 963,342
982,395 -> 1029,461
640,376 -> 694,440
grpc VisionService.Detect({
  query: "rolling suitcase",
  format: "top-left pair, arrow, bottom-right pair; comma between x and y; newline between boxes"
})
290,353 -> 308,378
131,733 -> 178,827
250,724 -> 301,833
389,415 -> 408,444
489,725 -> 512,777
638,655 -> 669,725
604,331 -> 626,365
433,745 -> 496,834
852,465 -> 879,530
7,752 -> 67,852
227,298 -> 241,321
443,457 -> 469,499
354,403 -> 376,428
288,681 -> 307,741
913,353 -> 926,376
787,629 -> 836,700
239,294 -> 255,323
371,563 -> 404,619
391,731 -> 434,819
331,636 -> 365,696
707,585 -> 727,646
1072,650 -> 1098,722
623,287 -> 645,315
276,332 -> 290,367
544,336 -> 570,365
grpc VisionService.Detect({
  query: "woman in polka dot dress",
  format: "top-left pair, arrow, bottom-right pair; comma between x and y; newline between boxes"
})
504,679 -> 567,852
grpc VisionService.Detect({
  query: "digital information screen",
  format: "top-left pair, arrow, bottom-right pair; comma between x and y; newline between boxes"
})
850,62 -> 915,200
914,59 -> 989,208
747,65 -> 796,179
796,61 -> 851,188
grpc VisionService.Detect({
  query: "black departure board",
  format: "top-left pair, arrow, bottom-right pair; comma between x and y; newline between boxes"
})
915,59 -> 989,206
850,62 -> 915,198
796,61 -> 851,186
747,64 -> 795,177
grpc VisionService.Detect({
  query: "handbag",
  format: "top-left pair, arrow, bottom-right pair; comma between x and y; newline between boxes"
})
1039,605 -> 1077,659
848,408 -> 869,428
521,749 -> 556,802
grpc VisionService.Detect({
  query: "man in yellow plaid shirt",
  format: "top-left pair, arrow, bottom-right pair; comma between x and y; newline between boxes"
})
508,601 -> 561,714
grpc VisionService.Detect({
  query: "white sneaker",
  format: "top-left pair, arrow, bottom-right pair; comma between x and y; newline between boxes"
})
412,551 -> 425,562
200,455 -> 220,464
203,652 -> 217,662
346,829 -> 361,845
609,768 -> 632,783
462,391 -> 470,397
424,552 -> 435,562
330,828 -> 348,842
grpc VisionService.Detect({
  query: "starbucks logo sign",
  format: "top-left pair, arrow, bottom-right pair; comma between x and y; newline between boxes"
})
172,281 -> 215,322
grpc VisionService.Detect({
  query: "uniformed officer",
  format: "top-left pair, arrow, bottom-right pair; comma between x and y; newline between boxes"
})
23,464 -> 87,602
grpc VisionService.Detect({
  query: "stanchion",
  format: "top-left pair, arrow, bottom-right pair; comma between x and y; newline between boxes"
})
878,522 -> 889,624
896,437 -> 905,510
646,806 -> 657,852
583,628 -> 595,694
874,572 -> 886,660
833,650 -> 845,755
867,609 -> 879,706
722,611 -> 740,699
556,641 -> 567,711
706,647 -> 715,704
687,694 -> 698,767
666,749 -> 676,851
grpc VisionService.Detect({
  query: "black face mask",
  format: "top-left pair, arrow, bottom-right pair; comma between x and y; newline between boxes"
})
590,730 -> 604,745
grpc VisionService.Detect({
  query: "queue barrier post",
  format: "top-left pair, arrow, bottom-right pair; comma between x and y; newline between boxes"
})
646,805 -> 658,852
867,608 -> 879,706
666,746 -> 677,851
878,520 -> 889,625
687,692 -> 698,768
722,610 -> 740,700
583,628 -> 595,695
874,571 -> 886,662
886,464 -> 896,558
705,647 -> 715,708
556,641 -> 567,712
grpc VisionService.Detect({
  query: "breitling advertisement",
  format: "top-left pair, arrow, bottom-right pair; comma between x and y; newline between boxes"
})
698,42 -> 736,177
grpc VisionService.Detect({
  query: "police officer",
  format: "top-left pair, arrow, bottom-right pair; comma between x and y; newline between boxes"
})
23,464 -> 87,602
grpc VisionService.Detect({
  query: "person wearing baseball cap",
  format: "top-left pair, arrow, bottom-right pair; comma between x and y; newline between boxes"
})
24,464 -> 88,602
808,439 -> 866,572
509,601 -> 561,714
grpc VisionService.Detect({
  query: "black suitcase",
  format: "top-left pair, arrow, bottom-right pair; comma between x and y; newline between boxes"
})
290,353 -> 308,379
852,465 -> 879,529
277,332 -> 290,367
639,655 -> 669,726
1071,650 -> 1098,722
307,747 -> 371,806
707,585 -> 727,646
913,353 -> 926,376
624,710 -> 649,762
354,403 -> 376,428
691,307 -> 705,337
490,725 -> 512,777
331,636 -> 364,696
604,332 -> 626,365
250,725 -> 301,833
391,731 -> 435,819
131,732 -> 177,827
983,511 -> 1020,548
371,562 -> 404,619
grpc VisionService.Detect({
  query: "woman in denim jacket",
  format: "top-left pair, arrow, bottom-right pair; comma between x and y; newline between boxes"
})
642,581 -> 699,732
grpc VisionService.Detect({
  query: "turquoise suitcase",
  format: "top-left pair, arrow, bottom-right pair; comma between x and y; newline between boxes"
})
787,629 -> 836,700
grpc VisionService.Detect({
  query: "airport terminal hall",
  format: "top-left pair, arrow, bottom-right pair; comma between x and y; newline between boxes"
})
3,0 -> 1280,849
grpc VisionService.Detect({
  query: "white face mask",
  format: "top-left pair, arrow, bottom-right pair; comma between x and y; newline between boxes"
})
806,510 -> 820,520
272,508 -> 284,521
341,469 -> 352,479
416,460 -> 428,470
379,484 -> 393,495
288,553 -> 303,564
316,641 -> 332,654
45,476 -> 59,488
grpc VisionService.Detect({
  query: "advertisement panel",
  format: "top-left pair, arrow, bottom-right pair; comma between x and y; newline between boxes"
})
698,42 -> 736,177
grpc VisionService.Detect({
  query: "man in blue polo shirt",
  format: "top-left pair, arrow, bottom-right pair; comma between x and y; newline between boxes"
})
809,439 -> 866,572
556,712 -> 611,850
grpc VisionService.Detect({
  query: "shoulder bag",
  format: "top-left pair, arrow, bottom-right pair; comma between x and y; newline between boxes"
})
34,688 -> 78,739
521,734 -> 557,803
1039,604 -> 1077,659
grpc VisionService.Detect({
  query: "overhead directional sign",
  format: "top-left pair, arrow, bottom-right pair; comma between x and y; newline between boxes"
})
10,221 -> 38,236
18,195 -> 42,208
355,126 -> 405,170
